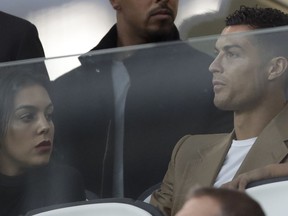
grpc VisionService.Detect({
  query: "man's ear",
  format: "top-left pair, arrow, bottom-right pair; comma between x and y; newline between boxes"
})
110,0 -> 121,10
267,57 -> 288,80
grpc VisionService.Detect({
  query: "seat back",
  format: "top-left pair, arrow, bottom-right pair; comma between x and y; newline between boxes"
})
25,198 -> 163,216
246,176 -> 288,216
138,183 -> 162,203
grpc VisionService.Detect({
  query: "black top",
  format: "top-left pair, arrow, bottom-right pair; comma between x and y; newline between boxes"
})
0,163 -> 86,216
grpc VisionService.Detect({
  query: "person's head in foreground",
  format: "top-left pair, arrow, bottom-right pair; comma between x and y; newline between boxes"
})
175,187 -> 265,216
209,5 -> 288,113
0,68 -> 54,176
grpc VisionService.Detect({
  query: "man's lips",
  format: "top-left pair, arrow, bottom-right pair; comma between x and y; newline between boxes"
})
212,80 -> 225,86
150,8 -> 174,18
212,79 -> 225,92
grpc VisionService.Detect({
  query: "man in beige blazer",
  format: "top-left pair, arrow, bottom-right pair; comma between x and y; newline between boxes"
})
150,6 -> 288,216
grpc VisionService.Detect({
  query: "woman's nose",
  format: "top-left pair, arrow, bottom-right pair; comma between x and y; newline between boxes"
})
37,115 -> 50,134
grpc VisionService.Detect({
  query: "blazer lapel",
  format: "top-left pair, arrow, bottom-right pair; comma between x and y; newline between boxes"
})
236,105 -> 288,176
186,132 -> 235,186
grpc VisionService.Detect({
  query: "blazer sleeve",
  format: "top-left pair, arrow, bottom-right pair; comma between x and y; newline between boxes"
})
150,135 -> 191,216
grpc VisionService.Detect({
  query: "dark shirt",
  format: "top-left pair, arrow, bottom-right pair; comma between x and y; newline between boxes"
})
0,11 -> 48,77
0,163 -> 86,216
53,24 -> 233,198
0,11 -> 45,62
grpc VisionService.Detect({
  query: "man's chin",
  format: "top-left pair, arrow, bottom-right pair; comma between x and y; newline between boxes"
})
147,25 -> 176,41
214,100 -> 232,111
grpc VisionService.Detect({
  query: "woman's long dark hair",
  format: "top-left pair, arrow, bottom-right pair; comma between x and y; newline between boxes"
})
0,65 -> 51,142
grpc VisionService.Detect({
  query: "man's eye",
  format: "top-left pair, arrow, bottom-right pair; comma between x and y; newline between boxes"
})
213,50 -> 219,57
226,52 -> 238,58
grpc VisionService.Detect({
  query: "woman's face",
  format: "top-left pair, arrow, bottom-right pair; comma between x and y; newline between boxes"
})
0,84 -> 54,175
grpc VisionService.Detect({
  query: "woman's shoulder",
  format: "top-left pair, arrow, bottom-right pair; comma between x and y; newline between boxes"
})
28,163 -> 86,200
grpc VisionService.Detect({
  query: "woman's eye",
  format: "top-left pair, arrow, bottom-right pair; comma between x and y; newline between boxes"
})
20,113 -> 34,122
46,112 -> 53,121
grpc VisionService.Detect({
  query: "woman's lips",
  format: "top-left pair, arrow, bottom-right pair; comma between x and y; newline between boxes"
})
35,140 -> 52,153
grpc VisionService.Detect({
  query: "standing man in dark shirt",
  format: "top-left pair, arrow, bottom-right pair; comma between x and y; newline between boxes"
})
53,0 -> 232,199
0,11 -> 45,62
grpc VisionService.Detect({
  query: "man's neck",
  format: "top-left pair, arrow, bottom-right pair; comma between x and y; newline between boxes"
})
117,34 -> 147,47
234,100 -> 286,140
116,23 -> 149,47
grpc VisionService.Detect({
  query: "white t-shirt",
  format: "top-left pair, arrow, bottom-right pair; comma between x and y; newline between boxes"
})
214,137 -> 257,187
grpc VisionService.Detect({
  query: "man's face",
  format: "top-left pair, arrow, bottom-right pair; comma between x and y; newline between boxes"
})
175,196 -> 221,216
209,25 -> 269,111
115,0 -> 178,39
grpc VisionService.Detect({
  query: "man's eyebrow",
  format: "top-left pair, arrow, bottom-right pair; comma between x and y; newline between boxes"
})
222,44 -> 243,51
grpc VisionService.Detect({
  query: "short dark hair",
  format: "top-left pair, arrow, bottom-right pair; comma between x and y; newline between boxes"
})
188,187 -> 265,216
225,6 -> 288,91
0,65 -> 51,142
225,6 -> 288,57
226,5 -> 288,29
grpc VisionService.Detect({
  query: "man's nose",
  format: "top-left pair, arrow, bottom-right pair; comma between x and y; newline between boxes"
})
209,55 -> 223,74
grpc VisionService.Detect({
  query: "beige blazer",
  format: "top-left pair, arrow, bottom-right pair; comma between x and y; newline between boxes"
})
150,105 -> 288,216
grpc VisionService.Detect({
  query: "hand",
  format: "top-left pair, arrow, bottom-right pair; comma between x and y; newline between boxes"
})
221,163 -> 288,191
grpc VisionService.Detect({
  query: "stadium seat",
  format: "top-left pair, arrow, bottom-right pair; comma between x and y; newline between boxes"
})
25,198 -> 164,216
246,176 -> 288,216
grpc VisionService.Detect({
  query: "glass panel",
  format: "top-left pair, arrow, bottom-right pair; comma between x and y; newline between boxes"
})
0,26 -> 287,215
